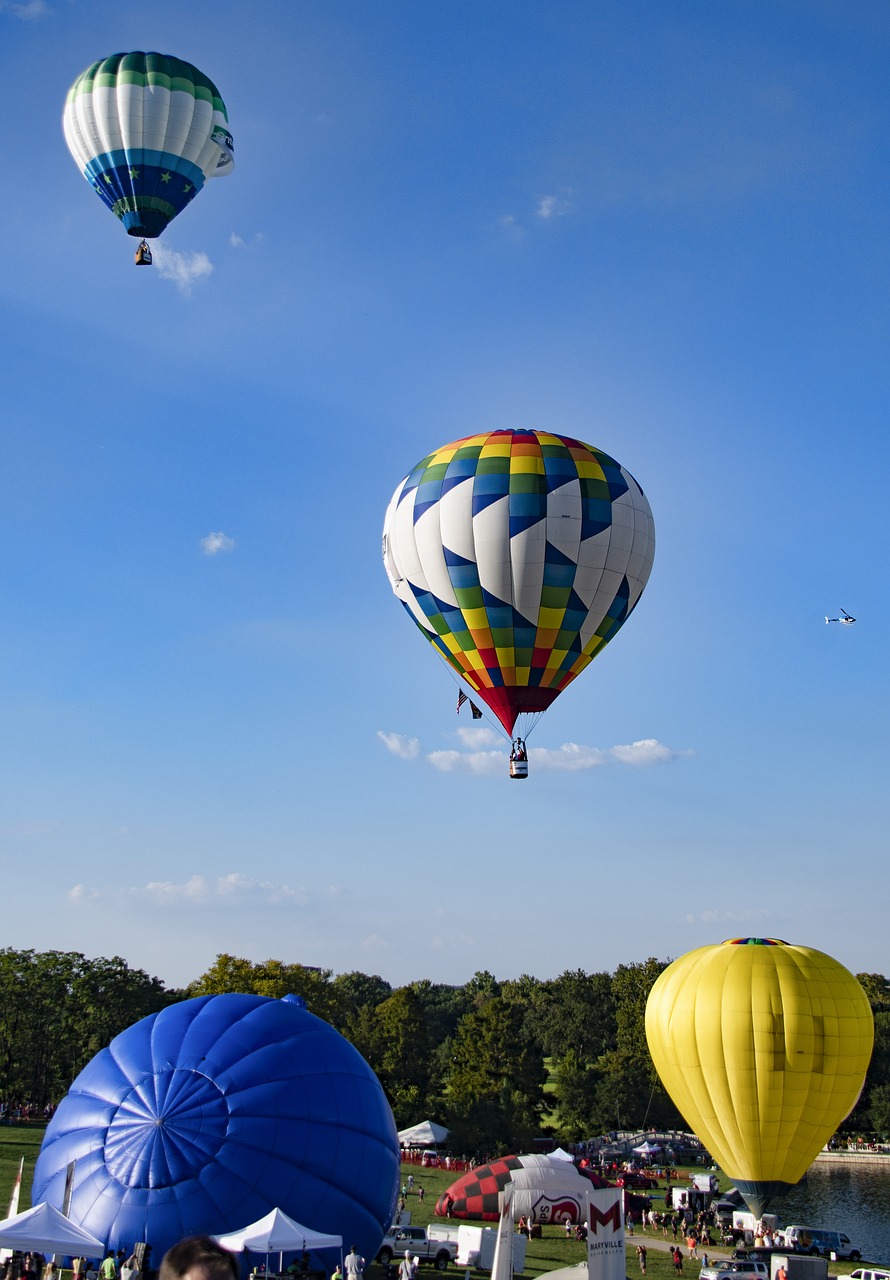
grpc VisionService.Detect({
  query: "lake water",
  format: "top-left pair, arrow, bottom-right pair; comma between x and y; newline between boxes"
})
777,1164 -> 890,1267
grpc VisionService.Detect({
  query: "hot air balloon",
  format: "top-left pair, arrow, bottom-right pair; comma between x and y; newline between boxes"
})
645,938 -> 874,1217
382,429 -> 655,777
32,994 -> 400,1262
63,52 -> 234,261
434,1154 -> 645,1222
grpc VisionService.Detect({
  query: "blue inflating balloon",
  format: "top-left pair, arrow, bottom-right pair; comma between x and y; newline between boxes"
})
32,994 -> 400,1262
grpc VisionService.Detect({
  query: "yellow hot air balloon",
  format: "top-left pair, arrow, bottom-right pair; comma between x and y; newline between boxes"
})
645,937 -> 873,1217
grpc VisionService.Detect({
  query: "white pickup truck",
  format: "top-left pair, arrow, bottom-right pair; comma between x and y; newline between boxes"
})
376,1226 -> 458,1271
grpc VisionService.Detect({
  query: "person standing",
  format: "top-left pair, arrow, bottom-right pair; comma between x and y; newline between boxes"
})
99,1255 -> 116,1280
344,1247 -> 364,1280
637,1245 -> 647,1276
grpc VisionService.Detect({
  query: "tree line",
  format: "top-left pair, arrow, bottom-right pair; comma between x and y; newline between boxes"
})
3,949 -> 889,1154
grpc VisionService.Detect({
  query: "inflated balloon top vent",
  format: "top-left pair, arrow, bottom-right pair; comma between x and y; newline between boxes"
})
723,937 -> 787,946
105,1069 -> 227,1186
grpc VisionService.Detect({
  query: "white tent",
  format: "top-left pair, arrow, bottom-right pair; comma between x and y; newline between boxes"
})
0,1203 -> 105,1255
547,1148 -> 575,1162
632,1142 -> 661,1156
397,1120 -> 450,1146
215,1208 -> 342,1254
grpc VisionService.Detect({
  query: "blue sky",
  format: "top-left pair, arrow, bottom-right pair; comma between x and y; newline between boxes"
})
1,0 -> 887,991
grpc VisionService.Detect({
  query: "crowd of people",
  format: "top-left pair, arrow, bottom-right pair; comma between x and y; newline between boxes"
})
0,1101 -> 56,1124
0,1251 -> 142,1280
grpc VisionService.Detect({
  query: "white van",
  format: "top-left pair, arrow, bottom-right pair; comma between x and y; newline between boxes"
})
849,1270 -> 890,1280
783,1226 -> 861,1261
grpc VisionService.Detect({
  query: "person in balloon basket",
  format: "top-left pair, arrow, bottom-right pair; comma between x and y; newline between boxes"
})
344,1247 -> 364,1280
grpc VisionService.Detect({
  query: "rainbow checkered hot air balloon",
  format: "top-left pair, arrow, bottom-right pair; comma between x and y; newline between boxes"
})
63,51 -> 234,247
383,428 -> 655,767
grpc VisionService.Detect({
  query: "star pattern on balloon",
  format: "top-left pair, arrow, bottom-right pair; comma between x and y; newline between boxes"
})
63,51 -> 235,241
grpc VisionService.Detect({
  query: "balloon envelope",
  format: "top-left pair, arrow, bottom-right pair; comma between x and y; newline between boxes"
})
383,429 -> 654,735
645,938 -> 874,1216
63,52 -> 234,239
32,994 -> 399,1262
434,1154 -> 643,1223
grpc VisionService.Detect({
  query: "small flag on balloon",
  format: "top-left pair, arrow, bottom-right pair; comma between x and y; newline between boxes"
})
470,702 -> 483,719
457,691 -> 468,713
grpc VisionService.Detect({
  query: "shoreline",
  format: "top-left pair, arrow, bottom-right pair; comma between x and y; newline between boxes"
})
813,1151 -> 890,1168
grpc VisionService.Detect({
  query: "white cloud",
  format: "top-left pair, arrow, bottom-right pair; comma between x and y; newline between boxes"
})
529,743 -> 608,771
381,727 -> 691,775
497,213 -> 525,241
531,739 -> 692,770
456,725 -> 501,748
152,242 -> 214,294
0,0 -> 49,17
229,231 -> 264,250
608,738 -> 692,766
427,749 -> 503,775
377,731 -> 420,760
200,531 -> 235,556
68,873 -> 308,909
536,190 -> 574,219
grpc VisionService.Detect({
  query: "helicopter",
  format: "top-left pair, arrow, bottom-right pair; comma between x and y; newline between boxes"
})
825,609 -> 856,625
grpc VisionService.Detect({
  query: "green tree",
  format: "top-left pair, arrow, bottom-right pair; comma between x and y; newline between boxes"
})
551,1047 -> 600,1140
330,971 -> 394,1046
367,987 -> 441,1126
0,949 -> 170,1104
612,957 -> 670,1062
187,954 -> 339,1022
841,974 -> 889,1131
529,969 -> 615,1061
868,1082 -> 890,1135
445,996 -> 546,1153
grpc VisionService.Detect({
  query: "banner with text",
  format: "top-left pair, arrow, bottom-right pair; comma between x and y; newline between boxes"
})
585,1186 -> 625,1280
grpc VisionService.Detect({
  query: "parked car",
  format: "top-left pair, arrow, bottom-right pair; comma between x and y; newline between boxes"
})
782,1226 -> 861,1261
617,1172 -> 660,1189
376,1227 -> 457,1270
699,1261 -> 770,1280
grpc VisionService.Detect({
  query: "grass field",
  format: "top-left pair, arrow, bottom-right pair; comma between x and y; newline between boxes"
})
0,1134 -> 863,1279
0,1123 -> 44,1213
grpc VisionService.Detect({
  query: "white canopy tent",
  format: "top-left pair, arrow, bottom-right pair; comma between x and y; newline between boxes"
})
396,1121 -> 450,1146
215,1208 -> 342,1266
632,1142 -> 661,1156
0,1202 -> 105,1255
547,1148 -> 575,1162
